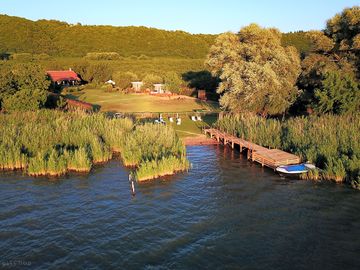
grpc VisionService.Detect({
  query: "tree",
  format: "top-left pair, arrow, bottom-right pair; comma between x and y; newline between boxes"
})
206,24 -> 301,116
0,63 -> 50,110
325,6 -> 360,50
306,31 -> 334,52
314,71 -> 360,114
11,63 -> 50,91
182,70 -> 219,92
141,74 -> 163,90
85,63 -> 113,84
2,88 -> 48,111
293,6 -> 360,114
112,71 -> 138,90
164,72 -> 183,93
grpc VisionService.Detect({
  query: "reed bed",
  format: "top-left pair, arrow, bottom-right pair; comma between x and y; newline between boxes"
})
120,123 -> 190,181
0,110 -> 133,176
0,110 -> 189,181
215,113 -> 360,189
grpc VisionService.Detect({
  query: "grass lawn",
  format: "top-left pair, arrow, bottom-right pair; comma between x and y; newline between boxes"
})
65,88 -> 219,138
65,88 -> 219,113
138,114 -> 218,138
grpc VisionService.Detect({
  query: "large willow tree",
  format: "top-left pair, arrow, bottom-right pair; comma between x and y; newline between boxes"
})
206,24 -> 301,116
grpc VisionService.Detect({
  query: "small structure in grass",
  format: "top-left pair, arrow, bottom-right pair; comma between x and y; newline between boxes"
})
197,90 -> 207,100
131,81 -> 143,92
153,83 -> 165,94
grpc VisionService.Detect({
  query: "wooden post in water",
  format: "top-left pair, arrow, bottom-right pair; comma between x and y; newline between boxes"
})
129,174 -> 136,196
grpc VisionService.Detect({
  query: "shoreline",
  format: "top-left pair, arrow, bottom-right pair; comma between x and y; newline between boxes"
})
182,135 -> 219,146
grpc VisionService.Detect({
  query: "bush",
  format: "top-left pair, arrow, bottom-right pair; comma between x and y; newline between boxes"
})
164,71 -> 183,94
2,88 -> 48,111
112,71 -> 138,90
141,74 -> 163,90
85,52 -> 121,60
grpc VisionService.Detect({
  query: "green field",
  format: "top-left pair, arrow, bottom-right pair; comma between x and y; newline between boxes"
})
66,88 -> 219,113
144,114 -> 218,138
65,88 -> 219,138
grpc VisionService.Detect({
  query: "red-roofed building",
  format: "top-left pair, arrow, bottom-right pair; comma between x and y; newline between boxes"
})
47,69 -> 81,87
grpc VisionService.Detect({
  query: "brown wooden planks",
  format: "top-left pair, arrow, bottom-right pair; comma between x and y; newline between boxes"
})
204,128 -> 301,169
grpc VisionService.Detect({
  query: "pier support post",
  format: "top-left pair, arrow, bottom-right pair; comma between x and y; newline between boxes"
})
231,141 -> 234,149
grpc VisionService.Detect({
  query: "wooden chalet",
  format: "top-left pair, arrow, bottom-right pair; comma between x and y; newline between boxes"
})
47,69 -> 81,87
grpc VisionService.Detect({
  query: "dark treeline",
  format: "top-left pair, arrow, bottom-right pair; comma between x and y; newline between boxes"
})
0,15 -> 310,59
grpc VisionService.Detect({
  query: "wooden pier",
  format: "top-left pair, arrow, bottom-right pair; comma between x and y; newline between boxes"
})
204,128 -> 300,169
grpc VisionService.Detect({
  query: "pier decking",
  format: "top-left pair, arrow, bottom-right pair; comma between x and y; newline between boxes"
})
204,128 -> 300,169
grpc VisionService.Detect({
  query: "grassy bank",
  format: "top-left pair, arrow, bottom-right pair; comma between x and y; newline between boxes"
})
215,113 -> 360,189
66,89 -> 219,113
0,110 -> 189,180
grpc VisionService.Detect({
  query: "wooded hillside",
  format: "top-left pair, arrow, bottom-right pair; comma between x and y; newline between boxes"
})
0,15 -> 310,59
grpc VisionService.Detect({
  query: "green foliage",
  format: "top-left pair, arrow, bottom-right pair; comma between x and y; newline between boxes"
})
136,155 -> 189,181
182,70 -> 219,92
2,88 -> 48,111
306,31 -> 334,52
207,24 -> 301,116
0,111 -> 188,180
84,62 -> 114,84
112,71 -> 138,90
0,62 -> 50,109
85,52 -> 121,60
215,113 -> 360,187
0,110 -> 133,176
11,63 -> 51,91
314,71 -> 360,114
141,74 -> 163,90
294,6 -> 360,114
164,72 -> 183,93
325,6 -> 360,50
0,15 -> 215,58
120,123 -> 189,181
281,31 -> 311,54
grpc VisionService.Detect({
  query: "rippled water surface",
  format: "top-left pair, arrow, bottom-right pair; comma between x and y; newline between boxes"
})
1,145 -> 360,269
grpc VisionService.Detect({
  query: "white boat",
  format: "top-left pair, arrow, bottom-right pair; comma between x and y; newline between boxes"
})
276,163 -> 316,175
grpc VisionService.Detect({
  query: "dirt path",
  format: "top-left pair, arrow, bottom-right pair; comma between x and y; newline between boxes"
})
181,134 -> 219,146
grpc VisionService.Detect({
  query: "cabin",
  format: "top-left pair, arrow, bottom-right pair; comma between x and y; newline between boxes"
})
153,84 -> 165,94
47,69 -> 81,87
131,81 -> 143,91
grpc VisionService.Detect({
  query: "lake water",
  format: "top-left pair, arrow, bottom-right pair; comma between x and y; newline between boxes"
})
0,145 -> 359,269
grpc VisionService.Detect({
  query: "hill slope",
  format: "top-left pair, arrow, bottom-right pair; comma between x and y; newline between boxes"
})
0,15 -> 216,58
0,15 -> 310,59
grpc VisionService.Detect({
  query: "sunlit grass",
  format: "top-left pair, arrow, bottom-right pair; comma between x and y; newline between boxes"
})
0,110 -> 189,180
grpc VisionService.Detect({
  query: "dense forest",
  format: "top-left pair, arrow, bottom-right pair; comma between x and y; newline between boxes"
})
0,14 -> 310,59
0,15 -> 215,58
